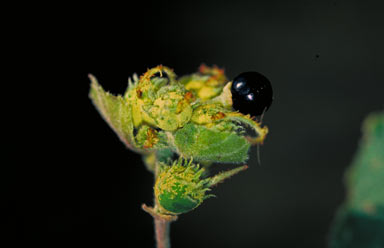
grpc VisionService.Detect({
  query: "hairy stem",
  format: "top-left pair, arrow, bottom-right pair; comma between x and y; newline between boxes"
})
154,218 -> 171,248
152,160 -> 174,248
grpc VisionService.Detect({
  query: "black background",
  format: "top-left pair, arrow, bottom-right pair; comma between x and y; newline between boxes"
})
7,0 -> 384,247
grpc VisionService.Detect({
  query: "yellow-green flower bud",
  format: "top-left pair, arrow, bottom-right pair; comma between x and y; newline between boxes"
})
155,159 -> 209,215
154,159 -> 248,215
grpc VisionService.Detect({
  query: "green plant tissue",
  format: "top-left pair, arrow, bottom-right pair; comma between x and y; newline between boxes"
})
330,111 -> 384,248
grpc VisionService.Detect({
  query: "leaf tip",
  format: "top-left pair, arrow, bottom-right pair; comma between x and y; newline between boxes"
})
88,73 -> 95,80
88,73 -> 98,87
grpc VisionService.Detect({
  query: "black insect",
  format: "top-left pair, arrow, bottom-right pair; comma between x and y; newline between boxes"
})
231,71 -> 273,116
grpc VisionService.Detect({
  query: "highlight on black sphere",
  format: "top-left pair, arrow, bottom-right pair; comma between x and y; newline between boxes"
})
230,71 -> 273,116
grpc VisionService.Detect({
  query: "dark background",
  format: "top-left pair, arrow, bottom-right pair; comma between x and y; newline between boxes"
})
7,0 -> 384,247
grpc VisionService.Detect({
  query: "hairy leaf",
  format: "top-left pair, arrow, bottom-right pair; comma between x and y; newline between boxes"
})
173,123 -> 250,163
89,74 -> 146,154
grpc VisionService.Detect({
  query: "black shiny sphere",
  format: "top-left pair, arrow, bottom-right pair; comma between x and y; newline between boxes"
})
231,71 -> 273,116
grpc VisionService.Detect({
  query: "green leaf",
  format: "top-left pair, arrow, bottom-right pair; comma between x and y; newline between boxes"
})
173,123 -> 250,163
346,112 -> 384,213
330,111 -> 384,248
330,207 -> 384,248
89,74 -> 146,154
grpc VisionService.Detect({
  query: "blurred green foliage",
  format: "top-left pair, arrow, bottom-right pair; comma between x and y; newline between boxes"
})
330,111 -> 384,248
